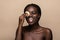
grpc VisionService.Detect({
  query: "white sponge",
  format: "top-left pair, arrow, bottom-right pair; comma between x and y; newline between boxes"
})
25,11 -> 30,16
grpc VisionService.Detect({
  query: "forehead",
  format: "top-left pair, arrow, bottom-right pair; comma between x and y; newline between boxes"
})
26,6 -> 37,11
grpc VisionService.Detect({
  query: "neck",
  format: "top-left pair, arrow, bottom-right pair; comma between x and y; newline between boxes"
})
29,22 -> 40,30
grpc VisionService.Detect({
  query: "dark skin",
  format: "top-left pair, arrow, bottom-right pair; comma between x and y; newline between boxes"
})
15,6 -> 53,40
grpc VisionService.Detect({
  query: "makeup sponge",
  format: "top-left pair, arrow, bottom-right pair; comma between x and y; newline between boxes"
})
25,11 -> 30,16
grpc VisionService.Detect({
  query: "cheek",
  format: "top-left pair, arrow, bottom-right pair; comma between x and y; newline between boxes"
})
33,15 -> 36,17
33,14 -> 38,20
33,14 -> 40,21
33,14 -> 39,19
33,14 -> 38,17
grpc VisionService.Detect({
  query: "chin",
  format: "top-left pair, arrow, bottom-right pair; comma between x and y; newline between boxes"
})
28,22 -> 36,25
28,22 -> 34,25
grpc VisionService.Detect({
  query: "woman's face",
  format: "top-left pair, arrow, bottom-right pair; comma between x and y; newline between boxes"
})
25,6 -> 40,25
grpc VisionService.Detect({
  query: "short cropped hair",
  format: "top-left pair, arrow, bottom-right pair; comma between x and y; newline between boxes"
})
24,3 -> 41,16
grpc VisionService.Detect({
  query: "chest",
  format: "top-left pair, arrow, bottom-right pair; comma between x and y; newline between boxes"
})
23,30 -> 46,40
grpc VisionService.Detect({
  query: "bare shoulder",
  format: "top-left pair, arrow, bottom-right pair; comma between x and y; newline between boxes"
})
44,27 -> 52,33
38,26 -> 52,33
39,27 -> 52,34
41,27 -> 53,40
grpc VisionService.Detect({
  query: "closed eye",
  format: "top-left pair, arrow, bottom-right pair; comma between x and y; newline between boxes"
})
32,12 -> 36,14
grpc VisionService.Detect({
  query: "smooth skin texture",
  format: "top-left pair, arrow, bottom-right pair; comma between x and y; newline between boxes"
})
15,4 -> 53,40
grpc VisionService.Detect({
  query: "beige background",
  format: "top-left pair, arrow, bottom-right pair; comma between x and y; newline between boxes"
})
0,0 -> 60,40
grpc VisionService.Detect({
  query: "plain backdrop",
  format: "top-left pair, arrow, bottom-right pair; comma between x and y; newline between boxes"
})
0,0 -> 60,40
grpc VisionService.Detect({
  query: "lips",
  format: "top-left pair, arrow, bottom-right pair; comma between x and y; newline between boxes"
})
28,17 -> 33,23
